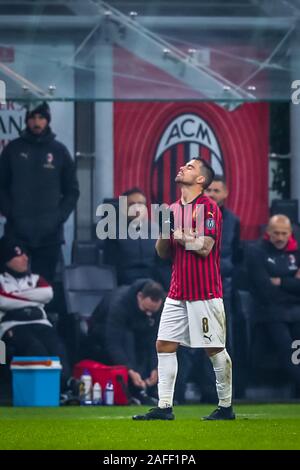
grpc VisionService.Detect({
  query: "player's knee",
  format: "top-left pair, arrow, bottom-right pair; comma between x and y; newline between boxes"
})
205,347 -> 224,357
156,340 -> 178,353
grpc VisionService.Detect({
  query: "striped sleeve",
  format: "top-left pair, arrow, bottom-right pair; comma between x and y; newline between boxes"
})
203,200 -> 218,239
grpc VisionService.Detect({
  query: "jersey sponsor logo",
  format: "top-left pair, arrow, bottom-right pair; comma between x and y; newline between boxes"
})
151,113 -> 224,204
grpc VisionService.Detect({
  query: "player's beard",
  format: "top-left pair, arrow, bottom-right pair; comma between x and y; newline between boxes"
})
175,176 -> 193,186
175,175 -> 182,183
175,174 -> 191,184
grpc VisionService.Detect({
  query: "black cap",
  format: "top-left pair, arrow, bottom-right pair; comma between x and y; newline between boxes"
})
0,237 -> 26,267
25,101 -> 51,124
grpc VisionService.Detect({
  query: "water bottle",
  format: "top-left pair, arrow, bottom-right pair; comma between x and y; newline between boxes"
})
92,382 -> 102,405
80,369 -> 92,405
104,380 -> 114,405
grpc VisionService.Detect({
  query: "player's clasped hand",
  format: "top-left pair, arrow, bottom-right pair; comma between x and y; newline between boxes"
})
174,228 -> 197,244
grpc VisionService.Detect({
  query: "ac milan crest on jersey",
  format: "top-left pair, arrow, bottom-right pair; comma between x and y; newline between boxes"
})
151,113 -> 224,204
14,246 -> 22,256
43,153 -> 55,169
288,254 -> 298,270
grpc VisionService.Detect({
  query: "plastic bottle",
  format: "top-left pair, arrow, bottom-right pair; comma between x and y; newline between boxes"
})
104,380 -> 114,405
92,382 -> 102,405
80,369 -> 92,405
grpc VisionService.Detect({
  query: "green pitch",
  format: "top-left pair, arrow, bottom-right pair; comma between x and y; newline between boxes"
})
0,404 -> 300,450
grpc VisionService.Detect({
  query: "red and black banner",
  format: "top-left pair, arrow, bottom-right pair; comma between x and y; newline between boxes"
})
114,102 -> 269,239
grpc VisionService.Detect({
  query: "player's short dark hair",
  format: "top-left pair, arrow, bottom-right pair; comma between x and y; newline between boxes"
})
192,157 -> 215,189
213,174 -> 227,187
122,187 -> 146,198
140,280 -> 165,301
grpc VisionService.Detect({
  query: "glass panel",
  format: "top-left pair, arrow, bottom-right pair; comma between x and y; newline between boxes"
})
0,0 -> 299,102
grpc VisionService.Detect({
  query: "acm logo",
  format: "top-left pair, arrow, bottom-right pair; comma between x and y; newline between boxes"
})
151,113 -> 224,205
0,339 -> 6,365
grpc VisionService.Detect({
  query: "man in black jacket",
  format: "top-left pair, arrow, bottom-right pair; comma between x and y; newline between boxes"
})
247,214 -> 300,390
206,176 -> 240,350
205,175 -> 241,353
103,188 -> 171,290
0,102 -> 79,283
205,175 -> 240,280
88,279 -> 165,403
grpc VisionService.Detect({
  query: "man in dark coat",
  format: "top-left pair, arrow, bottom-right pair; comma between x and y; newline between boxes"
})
88,279 -> 165,403
103,188 -> 171,290
205,175 -> 240,353
0,102 -> 80,283
247,214 -> 300,390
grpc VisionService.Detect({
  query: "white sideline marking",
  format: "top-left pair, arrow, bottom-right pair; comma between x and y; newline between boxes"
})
74,416 -> 130,420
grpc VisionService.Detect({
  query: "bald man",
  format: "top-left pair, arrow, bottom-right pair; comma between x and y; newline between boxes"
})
247,214 -> 300,394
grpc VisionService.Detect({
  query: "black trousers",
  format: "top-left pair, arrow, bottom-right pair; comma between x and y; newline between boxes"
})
3,323 -> 70,387
28,244 -> 62,284
222,277 -> 234,357
261,321 -> 300,388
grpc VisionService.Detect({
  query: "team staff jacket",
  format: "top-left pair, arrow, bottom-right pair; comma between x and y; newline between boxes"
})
104,222 -> 158,285
168,194 -> 223,301
220,206 -> 241,279
247,234 -> 300,322
104,221 -> 171,289
0,271 -> 53,338
103,280 -> 160,373
0,127 -> 80,247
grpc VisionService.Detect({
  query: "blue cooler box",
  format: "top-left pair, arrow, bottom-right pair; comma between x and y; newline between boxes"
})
10,356 -> 62,407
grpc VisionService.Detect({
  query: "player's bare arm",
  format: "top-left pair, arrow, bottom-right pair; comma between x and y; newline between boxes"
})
155,236 -> 172,259
194,236 -> 215,257
174,228 -> 215,257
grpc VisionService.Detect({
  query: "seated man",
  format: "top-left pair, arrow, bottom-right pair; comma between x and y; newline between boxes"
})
103,187 -> 171,289
0,236 -> 70,387
88,279 -> 165,404
247,214 -> 300,391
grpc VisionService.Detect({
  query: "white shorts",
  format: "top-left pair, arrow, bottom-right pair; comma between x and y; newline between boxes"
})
157,297 -> 226,348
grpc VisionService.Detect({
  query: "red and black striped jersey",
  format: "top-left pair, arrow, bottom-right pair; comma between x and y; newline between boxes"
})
168,193 -> 223,301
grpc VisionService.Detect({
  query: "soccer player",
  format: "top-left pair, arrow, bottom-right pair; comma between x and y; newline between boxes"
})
133,158 -> 235,421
